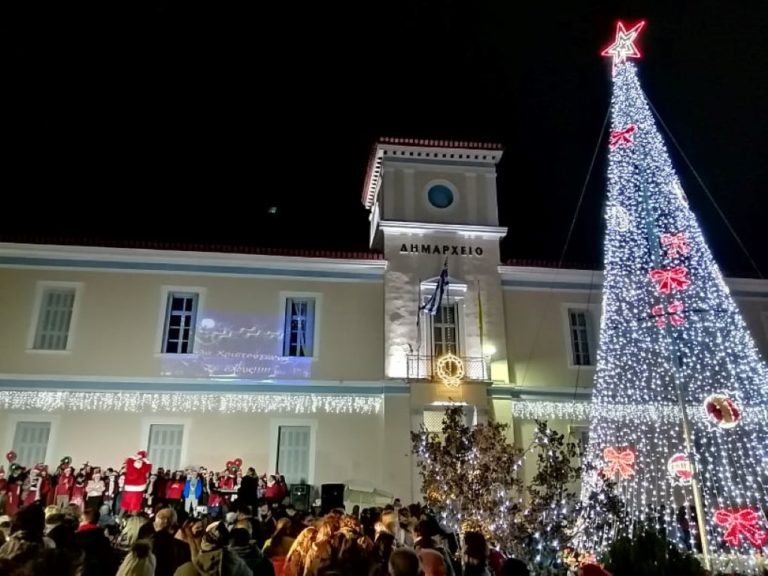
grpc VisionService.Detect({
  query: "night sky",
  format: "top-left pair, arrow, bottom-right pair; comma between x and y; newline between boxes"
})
3,1 -> 767,277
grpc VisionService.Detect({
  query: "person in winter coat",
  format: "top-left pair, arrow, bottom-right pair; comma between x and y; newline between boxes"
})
117,540 -> 157,576
462,531 -> 491,576
174,520 -> 251,576
230,527 -> 274,576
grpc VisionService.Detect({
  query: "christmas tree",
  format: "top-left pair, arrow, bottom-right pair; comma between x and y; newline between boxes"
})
579,20 -> 768,569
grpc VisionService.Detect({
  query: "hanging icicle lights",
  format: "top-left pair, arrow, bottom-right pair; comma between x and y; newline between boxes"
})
578,20 -> 768,567
0,390 -> 383,415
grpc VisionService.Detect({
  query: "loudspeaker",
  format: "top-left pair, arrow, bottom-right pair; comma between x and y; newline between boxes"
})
290,484 -> 310,512
320,483 -> 345,514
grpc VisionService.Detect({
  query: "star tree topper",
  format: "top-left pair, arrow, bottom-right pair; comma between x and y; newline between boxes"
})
601,20 -> 646,74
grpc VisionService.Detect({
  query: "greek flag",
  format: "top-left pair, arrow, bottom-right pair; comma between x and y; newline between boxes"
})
420,261 -> 449,316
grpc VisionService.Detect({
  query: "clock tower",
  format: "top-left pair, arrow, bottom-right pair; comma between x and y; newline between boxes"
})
361,137 -> 508,385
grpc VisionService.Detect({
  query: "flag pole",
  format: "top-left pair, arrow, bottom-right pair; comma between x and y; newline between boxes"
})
417,278 -> 422,378
477,280 -> 486,380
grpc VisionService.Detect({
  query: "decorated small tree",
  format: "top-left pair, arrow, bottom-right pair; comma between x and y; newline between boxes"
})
517,422 -> 584,570
412,406 -> 595,573
411,405 -> 524,541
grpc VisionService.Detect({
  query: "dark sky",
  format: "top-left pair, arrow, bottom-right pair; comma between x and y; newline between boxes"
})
4,1 -> 767,277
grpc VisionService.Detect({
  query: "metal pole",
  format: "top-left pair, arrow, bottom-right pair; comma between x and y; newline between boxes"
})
640,184 -> 711,570
671,361 -> 711,570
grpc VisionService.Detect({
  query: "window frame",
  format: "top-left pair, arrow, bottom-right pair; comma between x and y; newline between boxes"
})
4,414 -> 60,466
423,178 -> 460,215
155,286 -> 206,356
432,302 -> 460,357
561,304 -> 597,369
417,278 -> 467,359
279,292 -> 322,359
140,417 -> 191,469
269,418 -> 317,485
27,281 -> 84,353
275,425 -> 312,485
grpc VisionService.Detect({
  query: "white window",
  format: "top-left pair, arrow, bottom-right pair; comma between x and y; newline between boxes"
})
277,426 -> 311,485
13,422 -> 51,468
147,424 -> 184,471
283,298 -> 316,357
433,303 -> 459,357
567,308 -> 594,366
31,285 -> 79,351
162,292 -> 199,354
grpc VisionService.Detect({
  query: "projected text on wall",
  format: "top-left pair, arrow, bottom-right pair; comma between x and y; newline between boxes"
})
160,312 -> 312,379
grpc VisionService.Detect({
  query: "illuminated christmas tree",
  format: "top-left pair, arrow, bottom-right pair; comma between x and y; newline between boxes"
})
579,21 -> 768,569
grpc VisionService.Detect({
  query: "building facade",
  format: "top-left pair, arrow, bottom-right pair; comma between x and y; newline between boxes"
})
1,137 -> 767,505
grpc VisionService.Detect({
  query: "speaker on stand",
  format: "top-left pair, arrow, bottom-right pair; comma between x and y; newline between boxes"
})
320,483 -> 345,514
290,484 -> 311,512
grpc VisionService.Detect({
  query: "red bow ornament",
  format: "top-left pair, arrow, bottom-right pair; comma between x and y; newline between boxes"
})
649,266 -> 691,294
652,301 -> 686,328
609,124 -> 637,149
660,233 -> 691,259
714,509 -> 768,548
602,447 -> 635,479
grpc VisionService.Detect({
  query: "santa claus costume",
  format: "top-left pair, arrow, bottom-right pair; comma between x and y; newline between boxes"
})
120,450 -> 152,513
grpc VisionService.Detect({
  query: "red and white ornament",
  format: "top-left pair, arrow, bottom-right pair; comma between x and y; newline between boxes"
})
649,266 -> 691,294
667,453 -> 693,485
651,300 -> 686,328
660,232 -> 691,260
704,393 -> 742,430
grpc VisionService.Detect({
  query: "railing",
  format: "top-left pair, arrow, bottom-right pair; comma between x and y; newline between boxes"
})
406,354 -> 491,383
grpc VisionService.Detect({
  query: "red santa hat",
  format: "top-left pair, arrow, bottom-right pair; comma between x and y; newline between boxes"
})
136,450 -> 148,459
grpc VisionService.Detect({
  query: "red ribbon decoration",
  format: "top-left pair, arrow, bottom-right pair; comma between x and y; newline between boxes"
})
714,509 -> 768,548
667,300 -> 685,326
602,447 -> 635,479
649,266 -> 691,294
653,300 -> 686,328
660,232 -> 691,259
609,124 -> 637,149
651,305 -> 666,328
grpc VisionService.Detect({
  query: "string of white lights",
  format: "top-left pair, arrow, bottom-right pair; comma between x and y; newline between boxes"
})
0,390 -> 383,415
577,22 -> 768,566
511,401 -> 768,423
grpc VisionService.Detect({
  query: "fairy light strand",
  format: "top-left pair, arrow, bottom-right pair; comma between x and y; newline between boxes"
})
576,29 -> 768,567
0,390 -> 383,415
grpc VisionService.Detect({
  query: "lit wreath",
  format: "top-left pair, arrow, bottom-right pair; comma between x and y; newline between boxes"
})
435,353 -> 465,387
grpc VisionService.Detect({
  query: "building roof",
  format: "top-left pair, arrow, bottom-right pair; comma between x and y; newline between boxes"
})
0,235 -> 384,261
377,137 -> 503,151
361,137 -> 504,209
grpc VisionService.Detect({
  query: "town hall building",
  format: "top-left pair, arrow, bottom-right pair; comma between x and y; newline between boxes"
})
1,137 -> 767,506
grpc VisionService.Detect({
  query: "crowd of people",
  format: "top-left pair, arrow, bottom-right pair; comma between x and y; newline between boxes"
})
0,493 -> 542,576
0,454 -> 616,575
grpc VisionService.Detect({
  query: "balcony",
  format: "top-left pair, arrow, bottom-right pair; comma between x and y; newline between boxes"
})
406,354 -> 491,383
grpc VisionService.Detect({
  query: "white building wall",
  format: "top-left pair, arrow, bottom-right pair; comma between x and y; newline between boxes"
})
0,408 -> 414,498
382,232 -> 507,381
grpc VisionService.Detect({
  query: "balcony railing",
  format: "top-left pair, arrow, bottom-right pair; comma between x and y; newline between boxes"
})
406,354 -> 490,383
